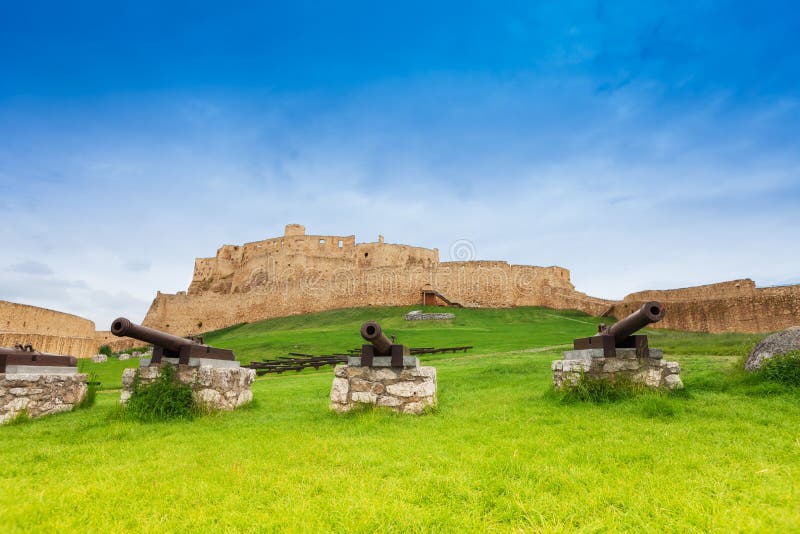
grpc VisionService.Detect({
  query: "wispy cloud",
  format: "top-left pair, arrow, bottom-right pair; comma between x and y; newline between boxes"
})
0,2 -> 798,326
6,261 -> 53,276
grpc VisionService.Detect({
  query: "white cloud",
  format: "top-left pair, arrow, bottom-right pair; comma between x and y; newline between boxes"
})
0,77 -> 798,326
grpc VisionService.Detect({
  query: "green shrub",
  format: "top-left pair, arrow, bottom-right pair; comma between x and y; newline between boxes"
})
760,351 -> 800,387
98,345 -> 113,357
123,365 -> 197,422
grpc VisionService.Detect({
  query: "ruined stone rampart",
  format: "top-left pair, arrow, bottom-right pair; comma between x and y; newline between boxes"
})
141,225 -> 800,336
610,280 -> 800,333
143,225 -> 611,335
94,331 -> 150,353
0,301 -> 97,358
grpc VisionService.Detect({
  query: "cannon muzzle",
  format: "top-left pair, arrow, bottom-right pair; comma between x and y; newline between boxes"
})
111,317 -> 195,352
604,301 -> 665,343
573,301 -> 666,358
110,317 -> 235,365
360,321 -> 392,354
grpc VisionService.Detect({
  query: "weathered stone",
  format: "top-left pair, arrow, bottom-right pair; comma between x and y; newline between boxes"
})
91,354 -> 107,363
350,378 -> 373,392
601,359 -> 628,373
642,368 -> 663,388
552,347 -> 682,391
616,348 -> 639,360
118,353 -> 131,361
329,365 -> 437,415
405,311 -> 455,321
745,327 -> 800,371
119,365 -> 255,411
664,374 -> 684,390
376,395 -> 402,407
0,372 -> 87,424
196,389 -> 222,407
351,391 -> 377,404
386,381 -> 419,398
330,377 -> 349,404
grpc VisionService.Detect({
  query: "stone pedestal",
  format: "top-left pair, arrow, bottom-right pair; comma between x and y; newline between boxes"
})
330,364 -> 437,414
0,373 -> 88,424
552,348 -> 683,391
121,365 -> 255,411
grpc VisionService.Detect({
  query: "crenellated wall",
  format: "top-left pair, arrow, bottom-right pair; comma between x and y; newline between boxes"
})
141,225 -> 800,336
144,225 -> 611,335
0,301 -> 97,358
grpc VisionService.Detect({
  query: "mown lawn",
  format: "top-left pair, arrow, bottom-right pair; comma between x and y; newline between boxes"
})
3,307 -> 798,532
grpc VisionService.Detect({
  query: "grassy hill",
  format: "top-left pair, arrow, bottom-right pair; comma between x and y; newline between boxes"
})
4,306 -> 798,531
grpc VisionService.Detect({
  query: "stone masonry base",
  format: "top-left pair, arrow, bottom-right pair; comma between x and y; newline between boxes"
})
0,373 -> 88,424
552,348 -> 684,391
121,365 -> 255,411
330,365 -> 437,415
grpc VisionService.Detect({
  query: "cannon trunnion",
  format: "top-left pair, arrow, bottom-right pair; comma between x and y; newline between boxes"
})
573,302 -> 666,358
110,317 -> 235,366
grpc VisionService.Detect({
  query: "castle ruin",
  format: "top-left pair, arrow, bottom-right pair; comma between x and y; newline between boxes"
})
142,224 -> 611,335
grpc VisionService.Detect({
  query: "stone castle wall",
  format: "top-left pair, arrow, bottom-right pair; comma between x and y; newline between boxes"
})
0,301 -> 97,358
143,225 -> 611,335
142,225 -> 800,336
610,279 -> 800,333
94,331 -> 149,353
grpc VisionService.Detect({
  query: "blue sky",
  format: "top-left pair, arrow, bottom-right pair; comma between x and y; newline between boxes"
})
1,1 -> 798,328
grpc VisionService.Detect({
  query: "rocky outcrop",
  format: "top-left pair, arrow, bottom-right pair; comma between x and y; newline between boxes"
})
745,327 -> 800,371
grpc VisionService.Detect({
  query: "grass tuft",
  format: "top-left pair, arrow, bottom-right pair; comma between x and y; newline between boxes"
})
759,350 -> 800,387
121,365 -> 197,422
555,373 -> 646,404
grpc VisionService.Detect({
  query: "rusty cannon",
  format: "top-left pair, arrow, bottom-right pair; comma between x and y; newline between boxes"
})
352,321 -> 417,368
0,344 -> 78,374
110,317 -> 237,367
573,301 -> 666,358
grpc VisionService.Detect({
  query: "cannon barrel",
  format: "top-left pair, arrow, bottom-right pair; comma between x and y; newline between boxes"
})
605,301 -> 665,343
360,321 -> 393,354
110,317 -> 196,352
0,346 -> 78,365
0,346 -> 78,369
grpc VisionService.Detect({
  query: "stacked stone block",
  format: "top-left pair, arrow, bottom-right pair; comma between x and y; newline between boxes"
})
552,348 -> 683,390
121,365 -> 255,411
0,373 -> 87,424
330,365 -> 437,414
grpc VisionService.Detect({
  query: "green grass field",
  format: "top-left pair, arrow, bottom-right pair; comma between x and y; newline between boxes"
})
3,306 -> 798,532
